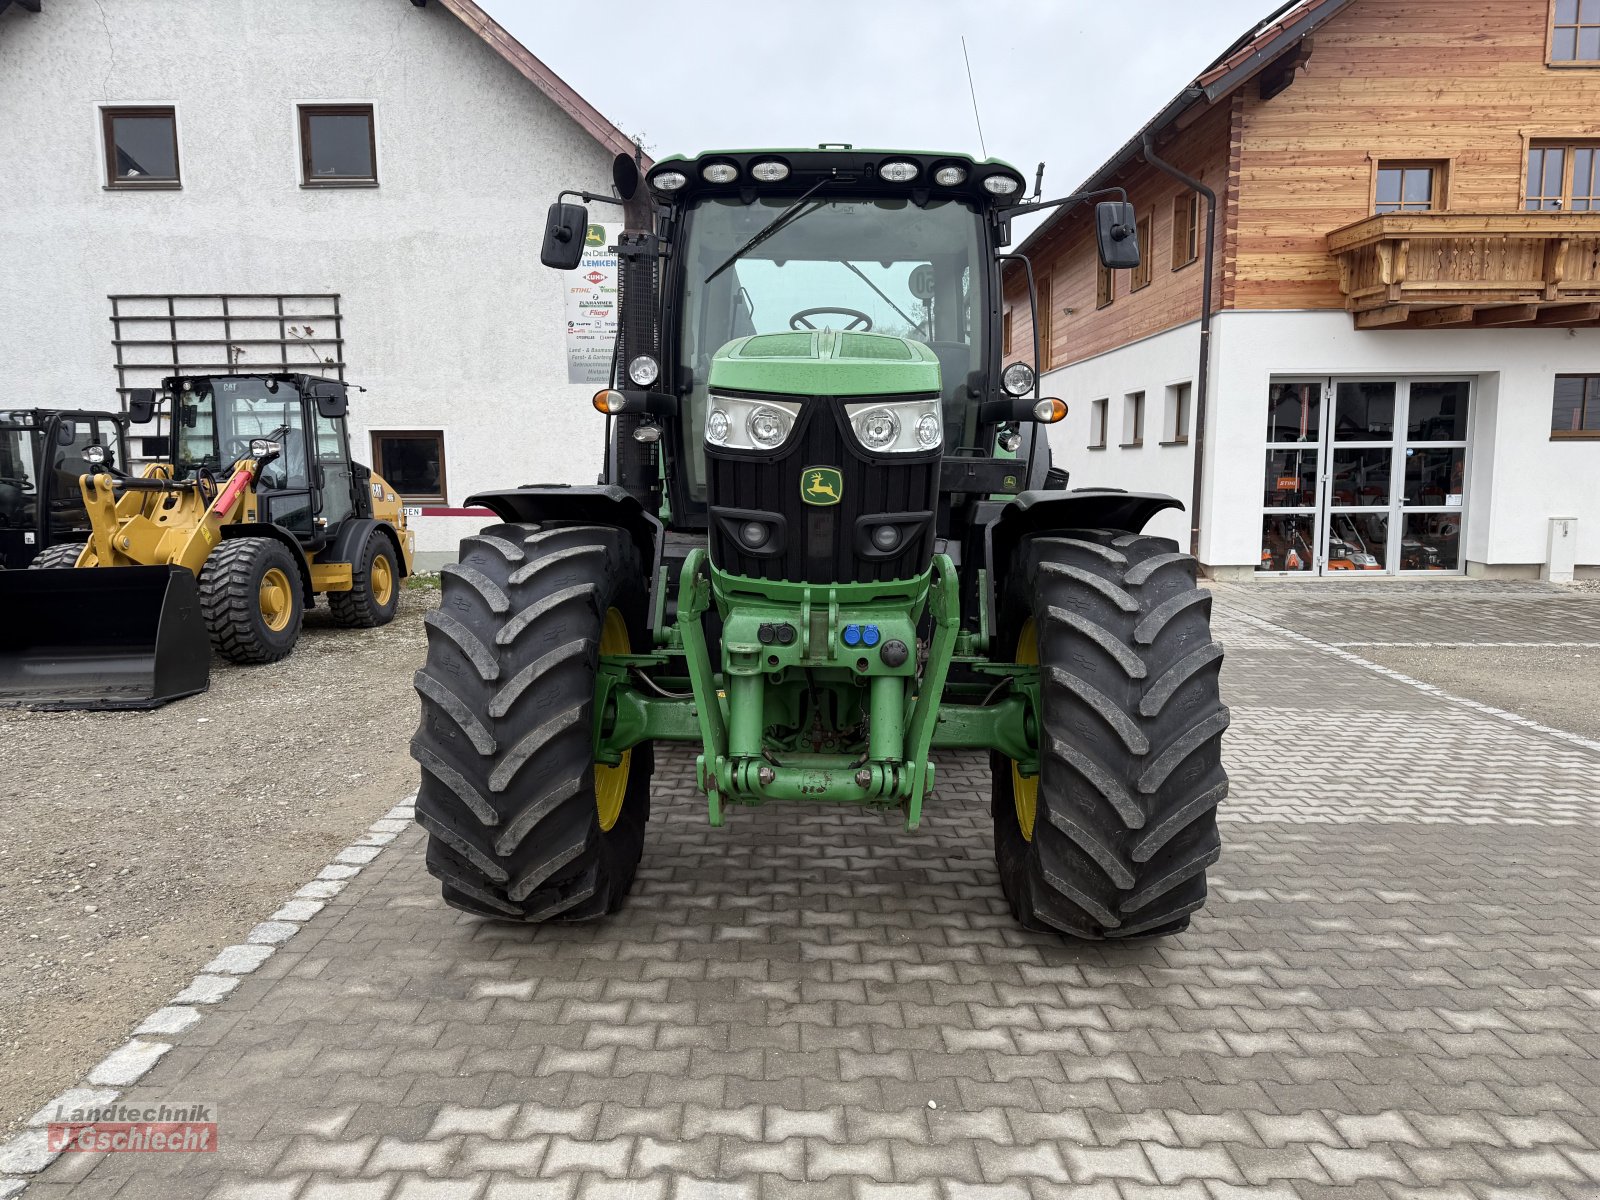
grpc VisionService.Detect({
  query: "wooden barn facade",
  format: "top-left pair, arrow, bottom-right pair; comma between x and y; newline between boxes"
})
1007,0 -> 1600,579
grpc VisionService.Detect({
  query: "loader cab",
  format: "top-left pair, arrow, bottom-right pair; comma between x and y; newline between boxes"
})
0,409 -> 127,568
167,374 -> 357,548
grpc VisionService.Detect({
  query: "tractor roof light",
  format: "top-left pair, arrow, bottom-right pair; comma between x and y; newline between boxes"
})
877,160 -> 920,183
83,444 -> 107,465
1034,398 -> 1068,424
1002,362 -> 1036,397
933,165 -> 968,186
750,159 -> 790,183
249,438 -> 281,459
982,172 -> 1023,196
650,169 -> 688,192
627,355 -> 660,387
701,161 -> 739,184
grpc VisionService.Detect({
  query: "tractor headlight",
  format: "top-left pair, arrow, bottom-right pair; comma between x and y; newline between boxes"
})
750,159 -> 790,183
747,405 -> 792,449
704,395 -> 801,451
650,169 -> 688,192
701,162 -> 739,184
84,444 -> 107,465
628,355 -> 660,387
983,173 -> 1023,196
878,160 -> 920,183
934,165 -> 968,186
250,438 -> 281,459
844,397 -> 942,455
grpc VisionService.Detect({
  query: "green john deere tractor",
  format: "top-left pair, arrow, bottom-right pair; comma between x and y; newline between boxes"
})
410,147 -> 1228,939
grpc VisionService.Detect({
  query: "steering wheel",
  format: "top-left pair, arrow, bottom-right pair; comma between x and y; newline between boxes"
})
789,307 -> 873,332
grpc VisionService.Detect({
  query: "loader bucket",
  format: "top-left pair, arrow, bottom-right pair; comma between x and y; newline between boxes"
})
0,566 -> 211,710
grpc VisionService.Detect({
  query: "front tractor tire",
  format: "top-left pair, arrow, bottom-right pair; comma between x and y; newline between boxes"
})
198,537 -> 304,664
410,522 -> 652,922
993,529 -> 1229,940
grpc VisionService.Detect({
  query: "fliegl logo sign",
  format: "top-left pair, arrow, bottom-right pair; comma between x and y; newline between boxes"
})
801,467 -> 843,506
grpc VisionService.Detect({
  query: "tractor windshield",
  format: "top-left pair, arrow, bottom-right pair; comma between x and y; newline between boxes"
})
175,378 -> 308,489
677,196 -> 987,503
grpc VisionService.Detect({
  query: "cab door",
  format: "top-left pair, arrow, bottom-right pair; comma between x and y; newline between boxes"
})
313,408 -> 355,531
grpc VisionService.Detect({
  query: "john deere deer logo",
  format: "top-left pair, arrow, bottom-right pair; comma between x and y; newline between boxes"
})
802,467 -> 843,506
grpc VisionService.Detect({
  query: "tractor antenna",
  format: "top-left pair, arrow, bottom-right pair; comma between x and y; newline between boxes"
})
1031,162 -> 1045,201
961,35 -> 987,158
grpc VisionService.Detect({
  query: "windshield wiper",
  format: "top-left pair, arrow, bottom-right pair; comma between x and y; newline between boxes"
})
840,261 -> 927,338
704,176 -> 833,285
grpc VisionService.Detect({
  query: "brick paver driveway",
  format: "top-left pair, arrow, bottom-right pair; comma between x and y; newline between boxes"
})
21,583 -> 1600,1199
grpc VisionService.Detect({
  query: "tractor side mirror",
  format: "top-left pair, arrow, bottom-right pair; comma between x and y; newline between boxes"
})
1095,200 -> 1141,270
310,381 -> 348,418
55,420 -> 77,446
541,201 -> 590,270
127,389 -> 158,424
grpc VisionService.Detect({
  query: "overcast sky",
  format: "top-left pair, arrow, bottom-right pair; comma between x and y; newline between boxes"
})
485,0 -> 1273,211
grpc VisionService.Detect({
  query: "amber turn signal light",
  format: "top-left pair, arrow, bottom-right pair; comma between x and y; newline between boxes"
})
1033,398 -> 1068,424
592,390 -> 626,415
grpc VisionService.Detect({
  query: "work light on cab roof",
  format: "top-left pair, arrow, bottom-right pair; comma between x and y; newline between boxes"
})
413,141 -> 1231,950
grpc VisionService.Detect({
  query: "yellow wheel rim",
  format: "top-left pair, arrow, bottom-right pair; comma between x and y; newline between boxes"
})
372,551 -> 395,606
595,607 -> 631,833
1011,618 -> 1039,842
260,567 -> 294,633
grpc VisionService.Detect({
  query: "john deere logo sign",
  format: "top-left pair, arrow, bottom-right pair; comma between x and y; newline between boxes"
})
801,467 -> 843,506
584,224 -> 607,248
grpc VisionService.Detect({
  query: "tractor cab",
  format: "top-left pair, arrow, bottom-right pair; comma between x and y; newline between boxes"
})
0,408 -> 128,569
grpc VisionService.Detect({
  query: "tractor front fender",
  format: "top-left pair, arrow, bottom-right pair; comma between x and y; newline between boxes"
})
467,485 -> 664,627
220,523 -> 315,602
981,488 -> 1184,638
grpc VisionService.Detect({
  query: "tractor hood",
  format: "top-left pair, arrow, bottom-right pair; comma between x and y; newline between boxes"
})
709,330 -> 941,397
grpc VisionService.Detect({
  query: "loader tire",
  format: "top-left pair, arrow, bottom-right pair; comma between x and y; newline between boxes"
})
198,537 -> 304,664
30,542 -> 86,569
992,529 -> 1228,940
410,521 -> 652,922
328,530 -> 400,628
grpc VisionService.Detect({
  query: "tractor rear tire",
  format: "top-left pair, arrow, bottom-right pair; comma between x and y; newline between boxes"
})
30,542 -> 86,569
328,530 -> 401,628
410,521 -> 652,922
992,529 -> 1228,940
199,537 -> 304,664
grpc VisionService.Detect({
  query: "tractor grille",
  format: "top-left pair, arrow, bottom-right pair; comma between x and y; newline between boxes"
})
706,395 -> 940,584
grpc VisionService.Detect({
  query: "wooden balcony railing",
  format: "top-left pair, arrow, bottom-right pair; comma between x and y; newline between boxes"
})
1327,212 -> 1600,329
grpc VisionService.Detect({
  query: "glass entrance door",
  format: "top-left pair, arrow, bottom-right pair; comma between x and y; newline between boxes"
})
1258,378 -> 1470,576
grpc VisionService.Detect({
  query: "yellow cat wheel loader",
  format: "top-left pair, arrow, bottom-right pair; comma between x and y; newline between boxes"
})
0,373 -> 414,709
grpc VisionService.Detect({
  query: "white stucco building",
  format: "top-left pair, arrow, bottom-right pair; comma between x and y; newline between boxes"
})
0,0 -> 636,567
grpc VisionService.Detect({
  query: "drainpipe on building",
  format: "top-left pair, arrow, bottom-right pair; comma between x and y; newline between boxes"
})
1141,132 -> 1216,565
